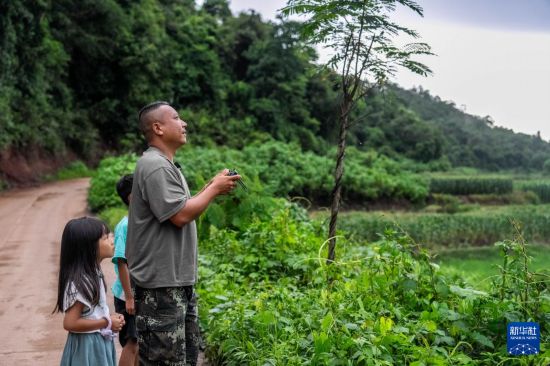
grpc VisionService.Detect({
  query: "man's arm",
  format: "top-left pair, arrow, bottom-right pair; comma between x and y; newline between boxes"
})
169,170 -> 240,227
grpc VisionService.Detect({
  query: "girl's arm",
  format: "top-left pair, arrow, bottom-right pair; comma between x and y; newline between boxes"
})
63,302 -> 108,332
117,259 -> 135,315
64,302 -> 125,332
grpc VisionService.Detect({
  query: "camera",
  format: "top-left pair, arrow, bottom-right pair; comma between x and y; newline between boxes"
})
227,169 -> 248,191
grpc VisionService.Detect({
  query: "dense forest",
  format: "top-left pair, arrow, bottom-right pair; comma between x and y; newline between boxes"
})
1,0 -> 550,184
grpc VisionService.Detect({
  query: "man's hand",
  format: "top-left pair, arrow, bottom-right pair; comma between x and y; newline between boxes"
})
170,169 -> 242,227
209,169 -> 241,195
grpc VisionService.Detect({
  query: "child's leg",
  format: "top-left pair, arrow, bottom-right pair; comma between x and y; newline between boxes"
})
119,339 -> 138,366
115,297 -> 139,366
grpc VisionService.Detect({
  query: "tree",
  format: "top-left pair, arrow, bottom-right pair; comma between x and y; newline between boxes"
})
282,0 -> 432,263
49,0 -> 129,151
0,0 -> 75,153
246,20 -> 321,149
202,0 -> 232,21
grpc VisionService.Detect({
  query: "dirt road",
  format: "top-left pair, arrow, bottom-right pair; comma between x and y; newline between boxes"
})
0,178 -> 120,365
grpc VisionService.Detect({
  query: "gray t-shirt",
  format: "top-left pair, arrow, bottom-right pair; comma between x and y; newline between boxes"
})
126,146 -> 198,288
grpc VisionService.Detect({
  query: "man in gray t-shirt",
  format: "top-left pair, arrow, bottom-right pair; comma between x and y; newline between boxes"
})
127,101 -> 240,365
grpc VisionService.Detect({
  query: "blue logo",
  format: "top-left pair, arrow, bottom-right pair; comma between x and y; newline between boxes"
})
507,322 -> 540,355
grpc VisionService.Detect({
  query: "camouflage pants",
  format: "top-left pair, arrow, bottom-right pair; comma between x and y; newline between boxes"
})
135,286 -> 199,366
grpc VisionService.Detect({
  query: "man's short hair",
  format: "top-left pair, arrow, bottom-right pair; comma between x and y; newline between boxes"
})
116,174 -> 134,206
138,101 -> 170,140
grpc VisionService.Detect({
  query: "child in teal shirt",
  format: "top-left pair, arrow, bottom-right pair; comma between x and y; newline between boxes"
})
112,174 -> 138,366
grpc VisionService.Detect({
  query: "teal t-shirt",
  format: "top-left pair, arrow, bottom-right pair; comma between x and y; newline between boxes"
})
111,216 -> 128,300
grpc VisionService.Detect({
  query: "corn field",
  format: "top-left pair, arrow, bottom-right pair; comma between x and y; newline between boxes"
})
338,205 -> 550,247
429,177 -> 513,195
517,181 -> 550,202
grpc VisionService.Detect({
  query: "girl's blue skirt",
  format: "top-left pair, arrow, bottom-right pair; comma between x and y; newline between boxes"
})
60,332 -> 116,366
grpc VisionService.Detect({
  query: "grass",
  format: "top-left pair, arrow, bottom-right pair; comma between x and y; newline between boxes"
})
436,244 -> 550,290
46,160 -> 94,181
0,178 -> 7,191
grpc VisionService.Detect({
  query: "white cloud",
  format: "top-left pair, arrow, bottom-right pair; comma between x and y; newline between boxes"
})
228,0 -> 284,18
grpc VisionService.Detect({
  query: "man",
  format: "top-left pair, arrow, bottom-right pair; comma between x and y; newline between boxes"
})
126,101 -> 240,365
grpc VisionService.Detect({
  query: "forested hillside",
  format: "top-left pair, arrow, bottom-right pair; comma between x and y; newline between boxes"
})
391,85 -> 550,170
2,0 -> 549,185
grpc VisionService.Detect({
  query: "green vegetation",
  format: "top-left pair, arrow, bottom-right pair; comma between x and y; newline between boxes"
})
88,143 -> 428,212
2,0 -> 550,178
196,205 -> 549,365
0,178 -> 7,191
88,148 -> 550,364
391,85 -> 550,170
437,244 -> 550,290
332,205 -> 550,247
462,191 -> 539,206
98,206 -> 130,231
430,177 -> 513,195
88,155 -> 137,212
48,161 -> 94,181
518,181 -> 550,203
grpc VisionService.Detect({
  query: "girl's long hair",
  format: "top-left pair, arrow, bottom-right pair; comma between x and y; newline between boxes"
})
53,217 -> 110,313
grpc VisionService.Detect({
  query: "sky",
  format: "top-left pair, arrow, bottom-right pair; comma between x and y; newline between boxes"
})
222,0 -> 550,141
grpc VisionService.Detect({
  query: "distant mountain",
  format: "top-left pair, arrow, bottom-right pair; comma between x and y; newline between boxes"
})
351,84 -> 550,171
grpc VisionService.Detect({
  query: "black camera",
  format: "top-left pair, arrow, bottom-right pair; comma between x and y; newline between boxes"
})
227,169 -> 248,191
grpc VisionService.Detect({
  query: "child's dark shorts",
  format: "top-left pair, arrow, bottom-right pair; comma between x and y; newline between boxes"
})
114,297 -> 138,347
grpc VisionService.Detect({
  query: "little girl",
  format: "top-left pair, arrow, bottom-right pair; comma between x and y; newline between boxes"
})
53,217 -> 125,366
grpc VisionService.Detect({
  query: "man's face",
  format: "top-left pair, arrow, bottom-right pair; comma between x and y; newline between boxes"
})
156,105 -> 187,146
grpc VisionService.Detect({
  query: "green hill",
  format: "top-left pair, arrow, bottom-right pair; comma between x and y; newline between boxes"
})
390,85 -> 550,170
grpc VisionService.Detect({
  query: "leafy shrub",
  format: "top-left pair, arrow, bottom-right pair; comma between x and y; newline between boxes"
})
426,156 -> 452,172
88,142 -> 428,213
180,142 -> 428,204
52,160 -> 94,180
0,178 -> 7,191
200,205 -> 321,284
88,154 -> 137,211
